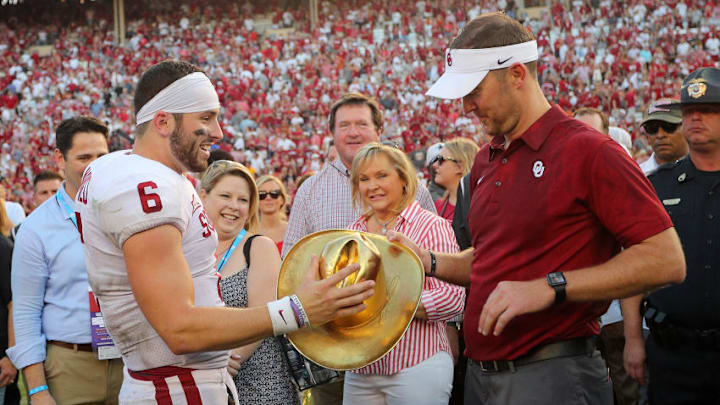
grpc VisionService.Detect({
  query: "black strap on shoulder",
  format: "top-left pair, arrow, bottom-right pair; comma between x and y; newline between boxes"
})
440,197 -> 450,217
452,174 -> 473,250
243,234 -> 261,267
10,223 -> 21,243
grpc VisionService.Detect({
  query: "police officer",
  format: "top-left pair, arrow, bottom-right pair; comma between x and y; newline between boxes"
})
638,99 -> 688,175
624,67 -> 720,404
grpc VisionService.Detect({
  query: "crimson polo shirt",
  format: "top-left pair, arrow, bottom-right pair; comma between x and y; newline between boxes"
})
464,105 -> 673,362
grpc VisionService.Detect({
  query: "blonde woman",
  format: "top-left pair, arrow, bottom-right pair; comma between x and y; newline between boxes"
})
199,160 -> 299,405
256,176 -> 288,254
0,200 -> 14,238
431,138 -> 480,221
344,143 -> 465,405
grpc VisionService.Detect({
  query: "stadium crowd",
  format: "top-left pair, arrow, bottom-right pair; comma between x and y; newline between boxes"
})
1,0 -> 719,215
1,1 -> 720,405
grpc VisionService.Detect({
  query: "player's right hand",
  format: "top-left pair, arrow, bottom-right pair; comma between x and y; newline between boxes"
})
294,255 -> 375,326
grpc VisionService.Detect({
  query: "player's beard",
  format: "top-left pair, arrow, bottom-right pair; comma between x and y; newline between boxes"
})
170,124 -> 210,173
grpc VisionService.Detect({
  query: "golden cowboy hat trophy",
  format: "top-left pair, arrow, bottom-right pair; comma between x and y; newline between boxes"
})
278,230 -> 424,370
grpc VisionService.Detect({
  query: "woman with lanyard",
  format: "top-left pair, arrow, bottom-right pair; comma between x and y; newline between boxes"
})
431,138 -> 480,221
199,160 -> 299,405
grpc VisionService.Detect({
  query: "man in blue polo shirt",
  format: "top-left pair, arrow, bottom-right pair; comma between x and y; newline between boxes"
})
8,117 -> 121,405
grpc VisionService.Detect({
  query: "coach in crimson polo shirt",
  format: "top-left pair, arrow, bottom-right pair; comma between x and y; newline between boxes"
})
462,103 -> 671,361
391,13 -> 686,405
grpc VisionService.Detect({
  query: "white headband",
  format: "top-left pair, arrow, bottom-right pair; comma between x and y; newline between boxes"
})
426,40 -> 538,100
135,72 -> 221,125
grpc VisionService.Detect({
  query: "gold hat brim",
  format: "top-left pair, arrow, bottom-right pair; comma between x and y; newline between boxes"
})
277,230 -> 424,371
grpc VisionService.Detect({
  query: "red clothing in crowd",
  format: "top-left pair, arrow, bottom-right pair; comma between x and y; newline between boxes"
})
434,198 -> 455,221
465,106 -> 673,361
1,93 -> 18,109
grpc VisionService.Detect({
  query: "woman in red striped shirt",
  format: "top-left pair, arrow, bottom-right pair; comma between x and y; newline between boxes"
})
344,142 -> 465,405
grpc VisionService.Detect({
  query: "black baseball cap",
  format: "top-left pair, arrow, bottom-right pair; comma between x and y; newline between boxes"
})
641,98 -> 683,125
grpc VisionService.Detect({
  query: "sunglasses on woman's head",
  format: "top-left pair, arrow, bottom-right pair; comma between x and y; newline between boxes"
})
381,140 -> 401,149
204,160 -> 248,178
642,121 -> 680,135
259,190 -> 282,200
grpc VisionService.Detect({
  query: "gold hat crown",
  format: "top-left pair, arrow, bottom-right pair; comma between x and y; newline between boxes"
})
319,234 -> 386,328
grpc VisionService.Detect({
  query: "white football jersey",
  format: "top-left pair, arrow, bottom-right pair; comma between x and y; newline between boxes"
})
76,150 -> 228,371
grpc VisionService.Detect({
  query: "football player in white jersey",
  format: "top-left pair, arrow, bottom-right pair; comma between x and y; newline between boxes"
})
76,60 -> 375,404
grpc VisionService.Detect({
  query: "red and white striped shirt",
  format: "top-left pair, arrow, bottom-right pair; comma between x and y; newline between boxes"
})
348,200 -> 465,375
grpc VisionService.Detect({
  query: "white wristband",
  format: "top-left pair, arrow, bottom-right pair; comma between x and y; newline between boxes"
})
267,296 -> 300,336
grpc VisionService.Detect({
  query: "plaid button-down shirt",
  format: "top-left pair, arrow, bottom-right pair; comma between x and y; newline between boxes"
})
282,158 -> 437,258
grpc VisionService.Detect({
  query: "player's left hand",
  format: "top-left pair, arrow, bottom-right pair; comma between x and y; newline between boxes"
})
478,278 -> 554,336
226,352 -> 243,377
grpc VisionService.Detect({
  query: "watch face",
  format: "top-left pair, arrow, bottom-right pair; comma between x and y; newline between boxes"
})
548,272 -> 566,285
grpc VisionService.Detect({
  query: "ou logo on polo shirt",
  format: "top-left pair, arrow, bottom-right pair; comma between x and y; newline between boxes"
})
533,160 -> 545,178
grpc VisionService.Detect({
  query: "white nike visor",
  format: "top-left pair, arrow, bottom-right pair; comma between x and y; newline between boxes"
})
426,40 -> 539,100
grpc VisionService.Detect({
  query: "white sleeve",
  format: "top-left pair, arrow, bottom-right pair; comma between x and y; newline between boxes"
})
281,178 -> 312,259
98,175 -> 189,247
416,184 -> 437,214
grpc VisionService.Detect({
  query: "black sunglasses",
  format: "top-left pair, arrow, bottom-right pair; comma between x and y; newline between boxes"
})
259,190 -> 282,200
642,121 -> 680,135
433,155 -> 460,166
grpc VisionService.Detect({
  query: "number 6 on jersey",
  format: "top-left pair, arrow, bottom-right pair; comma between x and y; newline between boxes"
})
137,181 -> 163,213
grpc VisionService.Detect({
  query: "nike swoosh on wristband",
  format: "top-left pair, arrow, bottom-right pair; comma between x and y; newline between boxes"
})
498,57 -> 512,65
278,309 -> 287,324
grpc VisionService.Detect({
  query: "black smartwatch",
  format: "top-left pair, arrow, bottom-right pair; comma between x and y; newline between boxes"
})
428,251 -> 437,277
546,272 -> 567,305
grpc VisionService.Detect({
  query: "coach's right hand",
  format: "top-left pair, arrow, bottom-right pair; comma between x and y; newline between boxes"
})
293,255 -> 375,326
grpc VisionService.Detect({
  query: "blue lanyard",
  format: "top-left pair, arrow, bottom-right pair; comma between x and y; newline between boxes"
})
56,191 -> 77,228
217,229 -> 246,272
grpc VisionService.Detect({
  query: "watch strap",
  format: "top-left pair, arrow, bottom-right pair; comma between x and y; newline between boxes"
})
428,251 -> 437,277
546,272 -> 567,305
552,283 -> 566,305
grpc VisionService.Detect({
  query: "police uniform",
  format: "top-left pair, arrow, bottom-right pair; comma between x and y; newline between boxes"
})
643,68 -> 720,404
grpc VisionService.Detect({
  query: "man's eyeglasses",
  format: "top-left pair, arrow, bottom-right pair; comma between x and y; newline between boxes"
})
259,190 -> 282,200
642,121 -> 680,135
433,155 -> 460,166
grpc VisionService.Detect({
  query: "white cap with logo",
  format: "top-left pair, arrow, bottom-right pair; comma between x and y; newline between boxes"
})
426,40 -> 539,100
